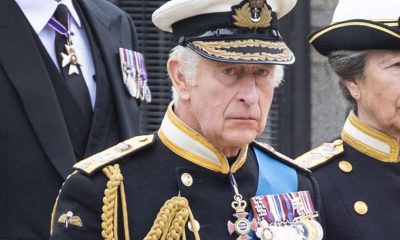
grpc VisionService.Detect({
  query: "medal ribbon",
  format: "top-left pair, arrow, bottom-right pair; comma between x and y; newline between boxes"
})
135,52 -> 148,82
273,195 -> 285,223
228,171 -> 240,196
133,52 -> 143,89
299,191 -> 318,217
123,49 -> 137,77
251,191 -> 316,224
48,12 -> 73,38
282,193 -> 295,221
268,195 -> 280,223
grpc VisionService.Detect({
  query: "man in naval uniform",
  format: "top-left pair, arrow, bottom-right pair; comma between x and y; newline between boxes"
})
0,0 -> 142,239
50,0 -> 324,239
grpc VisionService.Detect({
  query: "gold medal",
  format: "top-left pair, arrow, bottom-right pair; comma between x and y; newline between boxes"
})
310,219 -> 324,240
295,218 -> 318,240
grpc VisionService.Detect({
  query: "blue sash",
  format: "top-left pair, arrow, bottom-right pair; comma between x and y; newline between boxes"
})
253,147 -> 297,196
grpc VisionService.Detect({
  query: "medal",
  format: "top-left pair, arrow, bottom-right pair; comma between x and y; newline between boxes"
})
142,84 -> 152,103
256,220 -> 274,240
119,48 -> 151,102
227,171 -> 257,239
311,219 -> 324,240
61,44 -> 79,75
250,191 -> 324,240
119,48 -> 138,98
48,13 -> 80,76
133,51 -> 152,103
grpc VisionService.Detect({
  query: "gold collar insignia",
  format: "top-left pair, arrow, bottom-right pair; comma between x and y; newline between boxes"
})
158,103 -> 248,174
341,111 -> 400,162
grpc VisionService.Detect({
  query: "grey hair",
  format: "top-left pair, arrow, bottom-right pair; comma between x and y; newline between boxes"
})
327,50 -> 369,112
169,46 -> 285,102
169,46 -> 202,102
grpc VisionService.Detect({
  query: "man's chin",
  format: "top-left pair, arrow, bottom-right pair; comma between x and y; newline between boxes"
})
223,132 -> 258,146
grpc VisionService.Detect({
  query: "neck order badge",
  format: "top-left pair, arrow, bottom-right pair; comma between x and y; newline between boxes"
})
48,5 -> 80,75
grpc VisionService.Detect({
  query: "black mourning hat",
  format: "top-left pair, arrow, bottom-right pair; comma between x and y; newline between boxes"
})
309,0 -> 400,56
152,0 -> 297,65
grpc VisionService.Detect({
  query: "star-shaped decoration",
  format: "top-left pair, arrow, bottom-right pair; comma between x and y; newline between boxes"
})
61,44 -> 80,75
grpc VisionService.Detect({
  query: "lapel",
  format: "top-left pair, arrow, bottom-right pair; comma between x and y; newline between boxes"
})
77,0 -> 140,139
0,0 -> 75,179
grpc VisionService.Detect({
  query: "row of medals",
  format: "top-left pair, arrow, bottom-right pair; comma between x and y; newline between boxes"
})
256,217 -> 324,240
123,64 -> 152,103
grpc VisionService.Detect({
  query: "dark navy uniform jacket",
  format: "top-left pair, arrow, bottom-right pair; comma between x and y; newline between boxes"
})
296,111 -> 400,240
50,105 -> 322,239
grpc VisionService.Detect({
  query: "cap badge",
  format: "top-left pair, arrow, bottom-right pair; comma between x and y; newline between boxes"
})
233,0 -> 272,29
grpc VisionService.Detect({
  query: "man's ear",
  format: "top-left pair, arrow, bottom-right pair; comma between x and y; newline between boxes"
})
167,57 -> 191,100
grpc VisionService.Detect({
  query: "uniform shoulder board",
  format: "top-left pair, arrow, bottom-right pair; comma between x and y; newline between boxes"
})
294,139 -> 344,170
254,141 -> 310,173
73,134 -> 155,175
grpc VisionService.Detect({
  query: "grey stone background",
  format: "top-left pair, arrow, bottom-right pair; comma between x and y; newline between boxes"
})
309,0 -> 348,147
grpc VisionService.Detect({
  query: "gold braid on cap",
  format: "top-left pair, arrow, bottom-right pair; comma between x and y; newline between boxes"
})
101,164 -> 130,240
192,39 -> 292,62
144,196 -> 200,240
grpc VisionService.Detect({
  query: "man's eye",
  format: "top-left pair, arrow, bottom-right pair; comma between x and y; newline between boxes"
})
254,68 -> 269,77
223,68 -> 236,76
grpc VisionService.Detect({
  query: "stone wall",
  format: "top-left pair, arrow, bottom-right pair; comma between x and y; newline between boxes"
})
309,0 -> 348,147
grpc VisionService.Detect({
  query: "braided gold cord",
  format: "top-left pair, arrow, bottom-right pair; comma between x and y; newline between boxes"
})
166,208 -> 189,240
101,164 -> 130,240
144,196 -> 200,240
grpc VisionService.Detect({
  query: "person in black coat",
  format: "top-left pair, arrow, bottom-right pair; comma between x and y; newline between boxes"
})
50,0 -> 324,239
295,0 -> 400,239
0,0 -> 142,239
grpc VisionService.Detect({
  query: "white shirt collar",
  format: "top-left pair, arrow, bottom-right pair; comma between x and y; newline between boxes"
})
15,0 -> 82,34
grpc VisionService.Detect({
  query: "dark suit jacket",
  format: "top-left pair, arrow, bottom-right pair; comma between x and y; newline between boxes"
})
0,0 -> 140,239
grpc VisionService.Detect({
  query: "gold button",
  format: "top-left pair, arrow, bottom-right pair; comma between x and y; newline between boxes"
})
188,219 -> 200,232
181,173 -> 193,187
138,136 -> 148,142
354,201 -> 368,215
338,160 -> 352,173
333,139 -> 343,146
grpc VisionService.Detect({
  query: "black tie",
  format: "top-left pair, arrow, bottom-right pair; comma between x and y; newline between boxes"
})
53,4 -> 93,158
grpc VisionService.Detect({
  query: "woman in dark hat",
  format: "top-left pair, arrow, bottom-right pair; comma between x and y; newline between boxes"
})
295,0 -> 400,239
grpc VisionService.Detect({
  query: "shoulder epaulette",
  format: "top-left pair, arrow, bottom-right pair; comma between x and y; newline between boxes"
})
73,134 -> 155,175
254,141 -> 310,173
294,139 -> 344,170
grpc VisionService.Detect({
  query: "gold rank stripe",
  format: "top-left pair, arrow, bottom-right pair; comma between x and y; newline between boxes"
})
309,21 -> 400,43
294,140 -> 344,169
73,134 -> 154,175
